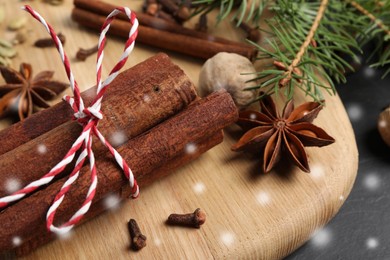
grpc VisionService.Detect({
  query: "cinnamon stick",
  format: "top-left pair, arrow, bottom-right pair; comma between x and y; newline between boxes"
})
13,131 -> 223,257
0,53 -> 197,199
0,90 -> 238,254
0,53 -> 193,156
74,0 -> 246,47
71,8 -> 258,61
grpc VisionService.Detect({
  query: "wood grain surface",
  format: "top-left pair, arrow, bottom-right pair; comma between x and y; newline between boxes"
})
0,1 -> 358,259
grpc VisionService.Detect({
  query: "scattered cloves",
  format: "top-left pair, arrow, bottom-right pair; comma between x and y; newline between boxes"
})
236,20 -> 260,42
76,44 -> 99,61
128,219 -> 147,251
34,32 -> 66,48
167,208 -> 206,228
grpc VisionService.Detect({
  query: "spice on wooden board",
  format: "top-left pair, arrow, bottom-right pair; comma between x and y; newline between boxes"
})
0,53 -> 197,199
71,8 -> 257,61
167,208 -> 206,228
74,0 -> 253,49
76,44 -> 98,61
11,131 -> 223,256
0,53 -> 173,155
231,93 -> 335,173
34,32 -> 65,47
0,63 -> 68,121
128,219 -> 147,251
0,90 -> 238,255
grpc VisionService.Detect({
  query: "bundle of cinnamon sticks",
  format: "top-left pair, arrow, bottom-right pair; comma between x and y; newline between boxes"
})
0,53 -> 238,257
71,0 -> 258,61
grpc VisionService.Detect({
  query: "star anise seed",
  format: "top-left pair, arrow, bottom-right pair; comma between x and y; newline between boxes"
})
231,94 -> 335,173
0,63 -> 69,121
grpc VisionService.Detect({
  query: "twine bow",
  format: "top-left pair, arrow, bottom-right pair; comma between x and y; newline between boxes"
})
0,5 -> 139,235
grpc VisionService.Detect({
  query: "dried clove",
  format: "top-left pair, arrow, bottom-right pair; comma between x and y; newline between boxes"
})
34,32 -> 66,48
167,208 -> 206,228
195,14 -> 208,32
158,0 -> 190,23
76,44 -> 99,61
128,219 -> 147,251
235,20 -> 261,42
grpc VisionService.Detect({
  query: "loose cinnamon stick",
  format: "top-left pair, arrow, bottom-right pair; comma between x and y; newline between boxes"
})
13,131 -> 223,257
0,53 -> 192,156
71,8 -> 258,61
0,53 -> 197,199
74,0 -> 246,47
0,90 -> 238,254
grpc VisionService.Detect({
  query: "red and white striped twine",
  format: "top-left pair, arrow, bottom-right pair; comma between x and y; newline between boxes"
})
0,5 -> 139,235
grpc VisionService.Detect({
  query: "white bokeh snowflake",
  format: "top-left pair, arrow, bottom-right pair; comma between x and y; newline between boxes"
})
256,191 -> 271,205
366,237 -> 379,249
193,182 -> 206,194
185,143 -> 197,154
363,173 -> 381,191
154,237 -> 162,246
103,194 -> 121,210
143,94 -> 151,103
310,164 -> 325,181
378,118 -> 387,128
12,236 -> 22,247
220,231 -> 235,246
57,229 -> 73,241
108,131 -> 128,147
249,113 -> 257,120
346,103 -> 363,122
37,144 -> 47,154
363,67 -> 376,78
5,178 -> 22,194
310,228 -> 332,248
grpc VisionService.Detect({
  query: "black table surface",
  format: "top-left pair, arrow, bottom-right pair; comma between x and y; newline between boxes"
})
286,57 -> 390,259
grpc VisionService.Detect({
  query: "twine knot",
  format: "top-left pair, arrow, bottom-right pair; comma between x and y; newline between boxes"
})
72,105 -> 103,125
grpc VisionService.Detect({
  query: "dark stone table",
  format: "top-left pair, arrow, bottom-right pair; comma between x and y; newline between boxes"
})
286,55 -> 390,259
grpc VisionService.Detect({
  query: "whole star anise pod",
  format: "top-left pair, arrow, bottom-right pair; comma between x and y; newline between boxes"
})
231,94 -> 335,173
0,63 -> 68,121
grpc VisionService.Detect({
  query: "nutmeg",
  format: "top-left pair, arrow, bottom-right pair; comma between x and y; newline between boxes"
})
198,52 -> 258,109
378,106 -> 390,147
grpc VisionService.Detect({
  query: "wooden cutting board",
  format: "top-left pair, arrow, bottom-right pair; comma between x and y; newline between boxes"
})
0,1 -> 358,259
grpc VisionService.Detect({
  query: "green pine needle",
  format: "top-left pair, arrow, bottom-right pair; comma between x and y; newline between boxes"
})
192,0 -> 390,102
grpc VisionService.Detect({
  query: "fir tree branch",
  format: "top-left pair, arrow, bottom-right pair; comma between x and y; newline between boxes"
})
347,0 -> 390,37
283,0 -> 329,86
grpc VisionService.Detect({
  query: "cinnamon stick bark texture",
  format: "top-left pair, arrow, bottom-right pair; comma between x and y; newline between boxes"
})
71,8 -> 258,61
12,132 -> 223,257
73,0 -> 248,47
0,90 -> 238,254
0,53 -> 192,155
0,53 -> 197,199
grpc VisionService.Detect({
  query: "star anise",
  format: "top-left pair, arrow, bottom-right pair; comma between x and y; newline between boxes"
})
231,94 -> 335,173
0,63 -> 69,121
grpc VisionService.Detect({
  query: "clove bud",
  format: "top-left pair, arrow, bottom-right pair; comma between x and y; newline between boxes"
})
128,219 -> 147,251
76,44 -> 99,61
167,208 -> 206,228
34,32 -> 65,48
235,20 -> 260,42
